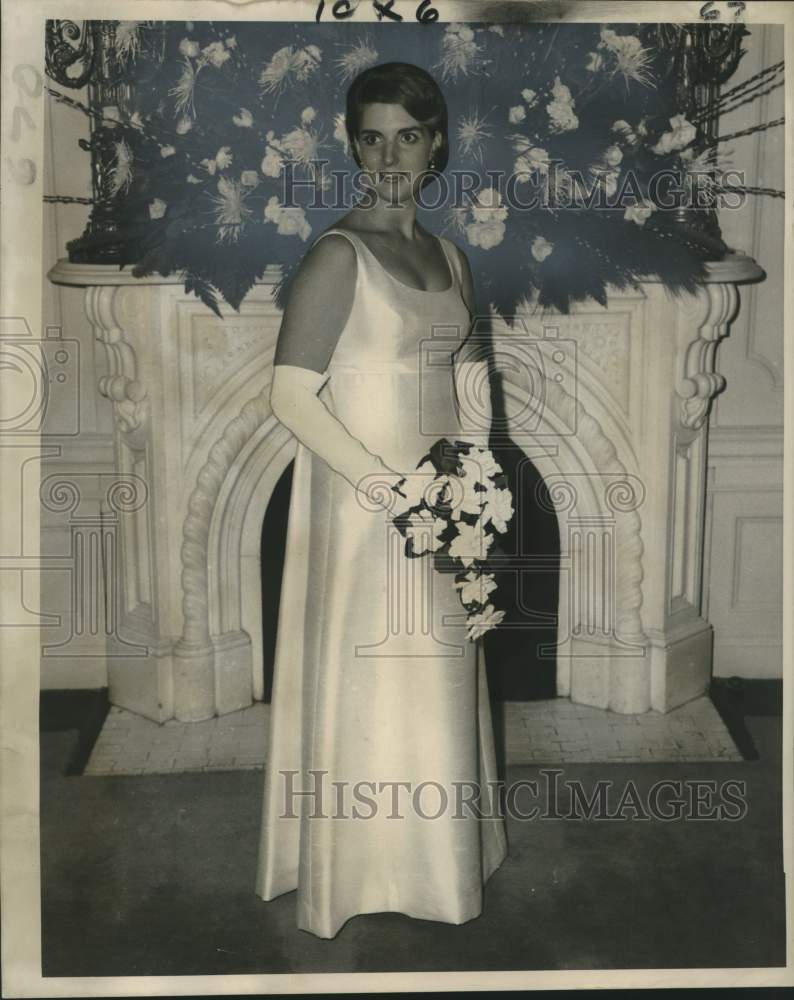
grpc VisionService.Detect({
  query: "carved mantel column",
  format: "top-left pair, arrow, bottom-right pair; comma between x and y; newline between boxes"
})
49,261 -> 286,722
496,251 -> 764,713
49,251 -> 763,721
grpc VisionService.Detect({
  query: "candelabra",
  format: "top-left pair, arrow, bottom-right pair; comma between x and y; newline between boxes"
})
45,19 -> 166,263
654,21 -> 750,257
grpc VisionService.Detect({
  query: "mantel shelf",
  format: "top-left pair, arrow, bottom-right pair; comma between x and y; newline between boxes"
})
48,250 -> 765,291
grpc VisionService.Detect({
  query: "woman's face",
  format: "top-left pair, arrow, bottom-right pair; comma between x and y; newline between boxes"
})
353,102 -> 440,205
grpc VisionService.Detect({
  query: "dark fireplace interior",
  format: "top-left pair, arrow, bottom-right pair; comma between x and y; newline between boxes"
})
260,449 -> 560,703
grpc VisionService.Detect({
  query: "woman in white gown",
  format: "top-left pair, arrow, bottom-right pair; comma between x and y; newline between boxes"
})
255,62 -> 508,939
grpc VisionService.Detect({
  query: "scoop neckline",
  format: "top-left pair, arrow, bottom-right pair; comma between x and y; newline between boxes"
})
329,228 -> 455,294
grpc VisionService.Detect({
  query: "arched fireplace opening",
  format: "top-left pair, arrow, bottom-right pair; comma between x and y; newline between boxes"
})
485,442 -> 560,701
259,460 -> 294,703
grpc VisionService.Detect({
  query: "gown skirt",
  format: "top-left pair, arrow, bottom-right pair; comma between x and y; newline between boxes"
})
255,227 -> 508,939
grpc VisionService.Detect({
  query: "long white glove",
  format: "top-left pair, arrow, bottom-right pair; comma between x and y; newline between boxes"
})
269,363 -> 411,514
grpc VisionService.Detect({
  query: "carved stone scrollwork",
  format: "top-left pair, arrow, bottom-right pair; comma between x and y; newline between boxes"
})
676,282 -> 740,431
507,367 -> 647,645
176,392 -> 272,655
84,285 -> 149,446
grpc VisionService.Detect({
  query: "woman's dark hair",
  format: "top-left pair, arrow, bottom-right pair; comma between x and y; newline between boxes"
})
345,62 -> 450,179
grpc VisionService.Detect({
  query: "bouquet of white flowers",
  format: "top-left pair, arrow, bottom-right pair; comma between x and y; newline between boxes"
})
391,438 -> 514,641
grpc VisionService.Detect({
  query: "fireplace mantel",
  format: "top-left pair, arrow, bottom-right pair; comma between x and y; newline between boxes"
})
49,251 -> 764,722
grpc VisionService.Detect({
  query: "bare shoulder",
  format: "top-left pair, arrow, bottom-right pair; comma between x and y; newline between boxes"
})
292,231 -> 357,289
274,230 -> 359,370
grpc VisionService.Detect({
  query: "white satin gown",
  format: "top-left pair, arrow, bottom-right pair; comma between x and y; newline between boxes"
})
255,227 -> 508,939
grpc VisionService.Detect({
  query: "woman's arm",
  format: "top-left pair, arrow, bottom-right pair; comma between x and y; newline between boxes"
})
452,245 -> 492,447
270,234 -> 405,508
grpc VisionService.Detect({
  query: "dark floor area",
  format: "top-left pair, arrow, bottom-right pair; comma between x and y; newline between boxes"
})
40,698 -> 785,976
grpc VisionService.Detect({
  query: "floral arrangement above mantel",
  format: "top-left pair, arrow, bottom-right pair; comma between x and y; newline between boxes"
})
45,19 -> 783,322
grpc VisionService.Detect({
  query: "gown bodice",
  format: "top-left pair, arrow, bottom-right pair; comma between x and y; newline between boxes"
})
311,227 -> 473,474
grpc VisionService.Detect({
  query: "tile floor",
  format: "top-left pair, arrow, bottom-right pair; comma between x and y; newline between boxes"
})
83,695 -> 743,776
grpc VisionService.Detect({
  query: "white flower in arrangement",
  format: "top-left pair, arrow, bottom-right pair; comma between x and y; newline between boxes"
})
508,105 -> 526,124
452,22 -> 475,42
611,119 -> 639,147
114,22 -> 143,63
279,126 -> 321,167
264,197 -> 312,241
335,38 -> 379,82
176,116 -> 193,135
597,27 -> 656,89
128,110 -> 144,130
436,22 -> 487,82
259,44 -> 322,95
109,138 -> 134,195
160,145 -> 176,158
200,157 -> 217,176
471,187 -> 507,223
466,603 -> 505,640
397,464 -> 445,511
300,107 -> 317,125
521,88 -> 538,106
457,109 -> 493,162
261,146 -> 284,178
590,167 -> 620,196
651,114 -> 697,155
481,485 -> 514,534
464,445 -> 501,481
604,144 -> 623,166
215,146 -> 233,170
466,187 -> 507,250
531,235 -> 554,262
624,199 -> 657,226
546,76 -> 579,133
445,204 -> 470,235
226,36 -> 237,49
333,112 -> 350,155
233,108 -> 254,128
449,518 -> 494,568
680,145 -> 735,206
448,471 -> 485,522
179,38 -> 200,59
148,198 -> 167,219
455,570 -> 498,607
209,176 -> 252,244
466,221 -> 505,250
403,508 -> 447,556
200,40 -> 231,69
169,58 -> 200,118
186,174 -> 201,184
585,50 -> 605,73
488,24 -> 504,36
514,142 -> 551,181
241,170 -> 259,187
